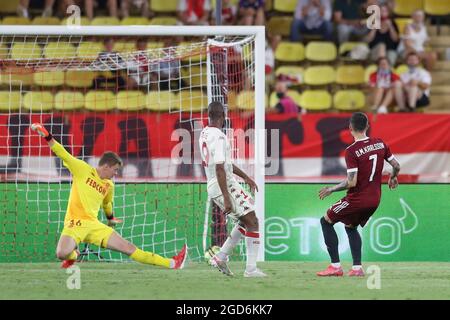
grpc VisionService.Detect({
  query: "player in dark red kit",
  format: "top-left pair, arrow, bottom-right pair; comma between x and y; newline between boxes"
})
317,112 -> 401,277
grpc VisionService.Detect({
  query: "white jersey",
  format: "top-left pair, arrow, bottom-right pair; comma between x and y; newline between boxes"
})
199,126 -> 234,198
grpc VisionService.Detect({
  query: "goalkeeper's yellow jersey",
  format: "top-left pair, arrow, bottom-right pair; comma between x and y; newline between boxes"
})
50,141 -> 114,223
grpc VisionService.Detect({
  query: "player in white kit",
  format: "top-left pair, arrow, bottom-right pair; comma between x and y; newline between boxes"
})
199,102 -> 266,278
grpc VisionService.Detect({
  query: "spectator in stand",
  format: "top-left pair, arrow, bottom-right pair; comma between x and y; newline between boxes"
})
265,33 -> 281,86
211,0 -> 238,25
84,0 -> 119,20
128,38 -> 150,89
177,0 -> 212,26
398,10 -> 438,71
334,0 -> 368,44
290,0 -> 333,42
271,81 -> 301,114
121,0 -> 152,18
238,0 -> 265,26
16,0 -> 56,17
365,4 -> 399,66
368,56 -> 400,114
394,52 -> 432,112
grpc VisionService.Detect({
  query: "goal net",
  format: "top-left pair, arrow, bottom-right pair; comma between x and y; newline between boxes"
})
0,26 -> 265,263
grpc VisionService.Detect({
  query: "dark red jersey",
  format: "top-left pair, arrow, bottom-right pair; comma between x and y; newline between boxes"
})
345,137 -> 394,203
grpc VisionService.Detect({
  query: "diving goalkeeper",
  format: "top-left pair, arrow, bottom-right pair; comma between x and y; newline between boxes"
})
31,123 -> 187,269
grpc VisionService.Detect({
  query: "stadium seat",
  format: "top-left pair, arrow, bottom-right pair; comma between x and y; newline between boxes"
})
84,90 -> 117,111
0,67 -> 34,86
0,0 -> 19,14
117,91 -> 146,111
0,91 -> 22,111
393,0 -> 423,16
10,42 -> 42,60
149,17 -> 178,25
424,0 -> 450,15
336,65 -> 365,85
90,16 -> 121,26
275,66 -> 303,84
181,65 -> 207,87
178,90 -> 208,112
333,90 -> 366,111
178,42 -> 206,63
65,70 -> 96,88
269,90 -> 301,108
31,17 -> 61,25
299,90 -> 332,111
76,41 -> 104,60
364,64 -> 377,83
23,91 -> 54,111
2,16 -> 31,25
43,42 -> 76,59
304,66 -> 335,86
305,41 -> 337,62
121,17 -> 150,25
227,91 -> 238,110
275,42 -> 305,63
267,16 -> 293,37
147,42 -> 164,49
395,18 -> 413,34
34,71 -> 65,87
0,43 -> 9,60
60,16 -> 91,26
146,91 -> 177,111
54,91 -> 85,110
150,0 -> 178,13
113,41 -> 136,53
211,0 -> 239,8
236,91 -> 255,110
273,0 -> 297,13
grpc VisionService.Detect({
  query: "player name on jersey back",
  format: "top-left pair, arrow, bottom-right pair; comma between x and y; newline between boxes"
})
354,142 -> 385,157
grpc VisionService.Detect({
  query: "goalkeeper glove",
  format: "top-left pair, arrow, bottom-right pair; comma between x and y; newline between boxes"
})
107,214 -> 123,227
31,123 -> 53,141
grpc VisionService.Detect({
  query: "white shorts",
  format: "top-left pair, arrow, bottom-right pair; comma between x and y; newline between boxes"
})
211,180 -> 255,222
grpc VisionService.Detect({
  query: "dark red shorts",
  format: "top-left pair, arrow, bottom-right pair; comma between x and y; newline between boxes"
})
326,196 -> 379,227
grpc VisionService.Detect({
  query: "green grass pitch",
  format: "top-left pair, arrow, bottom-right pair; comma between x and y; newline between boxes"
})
1,261 -> 449,300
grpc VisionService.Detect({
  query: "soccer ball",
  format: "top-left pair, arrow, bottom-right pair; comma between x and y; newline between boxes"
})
204,245 -> 221,265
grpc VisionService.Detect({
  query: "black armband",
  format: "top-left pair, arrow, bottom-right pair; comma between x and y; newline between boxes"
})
45,133 -> 53,142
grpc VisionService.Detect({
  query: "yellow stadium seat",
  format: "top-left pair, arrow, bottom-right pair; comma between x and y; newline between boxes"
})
394,0 -> 423,16
364,64 -> 377,83
23,91 -> 54,111
2,16 -> 30,25
150,0 -> 178,12
54,91 -> 85,110
336,65 -> 365,85
0,43 -> 9,60
305,41 -> 337,62
275,42 -> 305,63
0,67 -> 34,86
333,90 -> 366,111
34,71 -> 65,86
227,91 -> 238,110
299,90 -> 332,111
269,90 -> 301,108
77,41 -> 104,60
267,16 -> 293,37
117,91 -> 146,111
304,66 -> 335,86
181,65 -> 207,87
236,91 -> 255,110
10,42 -> 42,60
114,41 -> 137,53
84,90 -> 117,111
149,16 -> 178,25
121,17 -> 149,25
147,42 -> 164,49
395,64 -> 409,75
146,91 -> 177,111
0,0 -> 20,14
90,16 -> 121,25
43,42 -> 76,59
178,90 -> 208,112
0,91 -> 22,111
60,16 -> 91,26
178,42 -> 206,63
65,70 -> 96,88
32,17 -> 61,25
273,0 -> 297,13
395,18 -> 413,34
424,0 -> 450,15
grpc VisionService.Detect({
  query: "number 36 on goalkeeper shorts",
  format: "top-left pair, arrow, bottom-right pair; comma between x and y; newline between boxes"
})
220,304 -> 272,315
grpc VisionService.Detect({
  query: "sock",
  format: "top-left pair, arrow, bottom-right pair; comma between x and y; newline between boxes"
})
217,224 -> 245,260
66,250 -> 78,261
320,217 -> 340,264
352,265 -> 362,270
345,227 -> 362,266
130,248 -> 171,268
331,262 -> 341,268
245,231 -> 260,272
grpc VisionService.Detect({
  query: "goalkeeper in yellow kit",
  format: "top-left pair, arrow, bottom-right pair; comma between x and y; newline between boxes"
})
31,123 -> 187,269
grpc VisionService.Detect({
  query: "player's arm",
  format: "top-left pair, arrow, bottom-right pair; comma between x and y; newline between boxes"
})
103,186 -> 122,227
216,163 -> 232,214
232,164 -> 258,193
319,171 -> 357,200
387,158 -> 401,190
